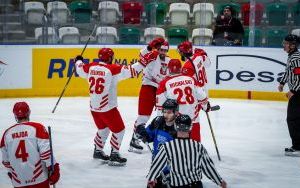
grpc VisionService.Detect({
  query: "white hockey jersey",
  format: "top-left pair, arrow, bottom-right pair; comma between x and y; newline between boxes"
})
182,50 -> 211,94
0,122 -> 55,187
75,60 -> 143,112
139,47 -> 171,88
156,74 -> 208,123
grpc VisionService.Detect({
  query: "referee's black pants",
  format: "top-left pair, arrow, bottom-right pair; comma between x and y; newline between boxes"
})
287,92 -> 300,150
171,181 -> 203,188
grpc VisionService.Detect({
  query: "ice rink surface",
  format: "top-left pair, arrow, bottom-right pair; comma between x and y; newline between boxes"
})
1,97 -> 300,188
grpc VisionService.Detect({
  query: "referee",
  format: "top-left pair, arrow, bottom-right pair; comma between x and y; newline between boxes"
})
147,115 -> 227,188
278,34 -> 300,156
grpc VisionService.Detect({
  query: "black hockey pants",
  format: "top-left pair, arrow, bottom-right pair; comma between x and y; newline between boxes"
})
287,92 -> 300,150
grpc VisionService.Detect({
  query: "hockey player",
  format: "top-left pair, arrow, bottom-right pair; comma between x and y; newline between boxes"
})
156,59 -> 210,142
1,102 -> 60,188
129,37 -> 171,152
147,114 -> 227,188
278,34 -> 300,157
75,48 -> 147,166
135,99 -> 178,188
177,41 -> 211,93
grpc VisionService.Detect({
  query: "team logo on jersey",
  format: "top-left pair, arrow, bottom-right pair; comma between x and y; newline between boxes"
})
0,60 -> 7,77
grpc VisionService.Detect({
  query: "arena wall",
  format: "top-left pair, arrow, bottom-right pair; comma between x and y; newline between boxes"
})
0,45 -> 288,101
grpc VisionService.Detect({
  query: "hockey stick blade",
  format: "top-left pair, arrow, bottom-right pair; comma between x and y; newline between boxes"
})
210,105 -> 220,111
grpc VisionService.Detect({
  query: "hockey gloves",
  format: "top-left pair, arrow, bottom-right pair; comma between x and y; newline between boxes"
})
139,50 -> 159,67
75,55 -> 84,62
202,101 -> 211,112
135,124 -> 151,143
148,37 -> 165,50
48,163 -> 60,185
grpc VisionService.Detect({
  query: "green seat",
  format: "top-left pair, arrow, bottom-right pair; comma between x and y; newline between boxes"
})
146,2 -> 167,25
216,3 -> 240,18
167,27 -> 188,45
243,28 -> 263,47
292,3 -> 300,26
69,1 -> 92,23
119,27 -> 140,44
266,29 -> 287,48
266,2 -> 288,26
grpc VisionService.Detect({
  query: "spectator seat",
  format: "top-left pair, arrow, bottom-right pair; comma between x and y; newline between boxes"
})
122,2 -> 143,24
24,2 -> 46,24
193,3 -> 214,27
266,2 -> 288,26
167,27 -> 188,45
119,27 -> 140,44
69,1 -> 92,23
241,2 -> 264,26
35,27 -> 57,44
192,28 -> 213,45
96,26 -> 118,44
145,2 -> 167,25
98,1 -> 120,24
144,27 -> 165,43
47,1 -> 69,25
169,3 -> 190,26
59,27 -> 80,44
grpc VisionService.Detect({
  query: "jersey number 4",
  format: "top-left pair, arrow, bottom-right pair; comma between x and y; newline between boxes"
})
173,86 -> 195,104
89,77 -> 105,94
15,140 -> 29,162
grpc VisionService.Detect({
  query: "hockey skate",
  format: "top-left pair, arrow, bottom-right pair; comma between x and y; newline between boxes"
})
93,147 -> 110,163
108,152 -> 127,166
285,147 -> 300,157
128,135 -> 143,154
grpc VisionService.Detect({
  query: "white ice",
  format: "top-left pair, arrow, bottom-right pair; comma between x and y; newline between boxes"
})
1,97 -> 300,188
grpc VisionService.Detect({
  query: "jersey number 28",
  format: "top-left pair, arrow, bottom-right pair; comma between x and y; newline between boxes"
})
173,86 -> 195,104
15,140 -> 29,162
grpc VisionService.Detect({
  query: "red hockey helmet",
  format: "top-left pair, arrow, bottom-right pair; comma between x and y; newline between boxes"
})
177,41 -> 193,54
168,59 -> 182,74
13,102 -> 30,119
160,41 -> 169,51
98,48 -> 114,63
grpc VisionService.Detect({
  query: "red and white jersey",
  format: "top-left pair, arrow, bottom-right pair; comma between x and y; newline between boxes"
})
156,74 -> 208,122
0,122 -> 55,187
182,52 -> 211,94
139,47 -> 171,88
76,60 -> 143,112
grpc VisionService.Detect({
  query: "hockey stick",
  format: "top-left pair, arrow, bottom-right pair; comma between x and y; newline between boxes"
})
205,112 -> 221,161
48,126 -> 56,188
185,55 -> 221,161
52,25 -> 97,113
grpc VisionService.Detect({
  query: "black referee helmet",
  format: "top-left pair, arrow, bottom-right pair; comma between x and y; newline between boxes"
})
284,34 -> 300,46
175,114 -> 192,132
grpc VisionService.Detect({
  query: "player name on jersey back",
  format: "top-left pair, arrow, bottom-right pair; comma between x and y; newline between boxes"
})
12,131 -> 28,139
169,80 -> 193,88
90,70 -> 106,76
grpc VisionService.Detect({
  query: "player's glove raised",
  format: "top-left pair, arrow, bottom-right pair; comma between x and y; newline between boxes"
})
75,55 -> 84,62
139,50 -> 159,67
48,163 -> 60,185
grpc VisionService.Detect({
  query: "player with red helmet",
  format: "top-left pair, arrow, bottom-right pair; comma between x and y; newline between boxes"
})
74,47 -> 148,165
129,37 -> 172,153
156,59 -> 210,142
1,102 -> 60,188
177,41 -> 212,141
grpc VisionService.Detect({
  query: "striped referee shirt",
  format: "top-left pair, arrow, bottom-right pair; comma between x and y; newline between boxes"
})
280,50 -> 300,92
147,138 -> 222,187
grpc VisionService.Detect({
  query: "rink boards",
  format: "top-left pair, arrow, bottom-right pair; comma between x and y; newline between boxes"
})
0,45 -> 288,101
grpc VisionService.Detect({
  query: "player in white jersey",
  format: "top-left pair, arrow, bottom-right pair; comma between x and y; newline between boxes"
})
1,102 -> 60,188
177,41 -> 211,94
75,48 -> 146,166
129,38 -> 171,152
156,59 -> 210,142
